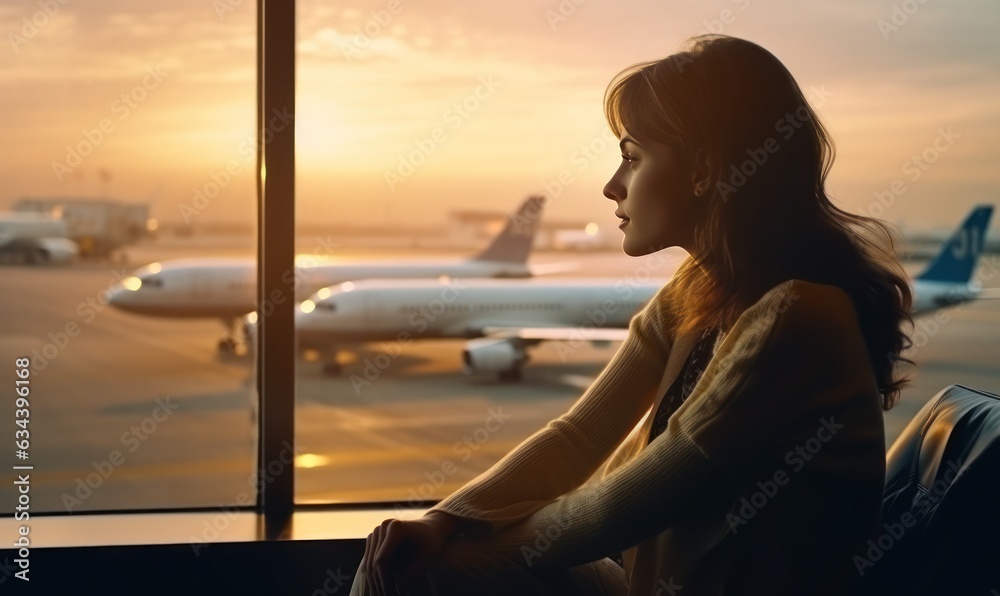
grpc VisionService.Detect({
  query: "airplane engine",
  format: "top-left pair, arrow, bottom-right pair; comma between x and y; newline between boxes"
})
35,237 -> 79,263
462,338 -> 526,381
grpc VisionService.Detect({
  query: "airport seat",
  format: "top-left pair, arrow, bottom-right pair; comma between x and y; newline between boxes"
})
856,384 -> 1000,595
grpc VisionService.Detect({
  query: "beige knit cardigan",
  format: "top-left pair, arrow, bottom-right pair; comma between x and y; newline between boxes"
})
428,279 -> 887,595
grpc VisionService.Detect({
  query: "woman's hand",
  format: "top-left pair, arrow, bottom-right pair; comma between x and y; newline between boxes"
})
362,516 -> 451,595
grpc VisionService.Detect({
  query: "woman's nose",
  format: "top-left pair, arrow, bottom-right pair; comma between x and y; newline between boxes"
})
604,177 -> 624,202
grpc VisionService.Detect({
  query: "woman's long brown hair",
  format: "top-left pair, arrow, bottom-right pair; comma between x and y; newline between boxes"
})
604,35 -> 913,410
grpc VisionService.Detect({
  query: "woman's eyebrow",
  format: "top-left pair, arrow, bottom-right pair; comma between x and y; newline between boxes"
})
619,135 -> 640,149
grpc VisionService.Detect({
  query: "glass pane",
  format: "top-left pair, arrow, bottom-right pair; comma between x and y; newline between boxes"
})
290,1 -> 1000,506
291,1 -> 692,507
0,1 -> 258,513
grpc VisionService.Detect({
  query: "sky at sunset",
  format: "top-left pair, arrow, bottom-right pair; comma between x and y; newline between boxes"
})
1,0 -> 998,235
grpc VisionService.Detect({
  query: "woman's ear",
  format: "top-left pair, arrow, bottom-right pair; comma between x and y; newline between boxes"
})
690,147 -> 711,197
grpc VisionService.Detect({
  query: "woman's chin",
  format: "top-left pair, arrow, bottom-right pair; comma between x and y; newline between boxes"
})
621,238 -> 655,257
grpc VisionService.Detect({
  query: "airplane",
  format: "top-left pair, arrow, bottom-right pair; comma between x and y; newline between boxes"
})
0,211 -> 79,265
106,195 -> 565,352
910,205 -> 997,312
284,276 -> 660,379
284,205 -> 997,381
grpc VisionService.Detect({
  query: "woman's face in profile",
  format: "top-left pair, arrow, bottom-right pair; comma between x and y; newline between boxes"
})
603,130 -> 704,257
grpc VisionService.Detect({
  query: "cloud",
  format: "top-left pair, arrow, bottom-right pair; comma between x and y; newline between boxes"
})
0,0 -> 997,229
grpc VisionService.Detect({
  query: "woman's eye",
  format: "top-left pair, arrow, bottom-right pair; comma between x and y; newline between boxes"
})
621,154 -> 636,164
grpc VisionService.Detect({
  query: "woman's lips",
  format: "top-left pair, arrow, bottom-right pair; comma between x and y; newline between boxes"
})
618,218 -> 630,229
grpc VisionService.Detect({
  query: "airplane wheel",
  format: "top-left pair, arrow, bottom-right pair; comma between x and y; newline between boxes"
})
498,367 -> 523,382
322,362 -> 342,376
23,249 -> 47,265
218,337 -> 237,353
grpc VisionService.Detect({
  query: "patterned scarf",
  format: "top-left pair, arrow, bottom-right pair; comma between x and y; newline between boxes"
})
647,327 -> 722,444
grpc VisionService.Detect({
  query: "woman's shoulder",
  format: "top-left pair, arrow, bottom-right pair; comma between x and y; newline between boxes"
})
640,277 -> 862,346
754,279 -> 856,320
732,279 -> 862,349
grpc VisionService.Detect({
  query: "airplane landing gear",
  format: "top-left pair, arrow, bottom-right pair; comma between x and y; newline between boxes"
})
217,318 -> 246,356
218,337 -> 238,354
498,366 -> 523,382
496,350 -> 529,382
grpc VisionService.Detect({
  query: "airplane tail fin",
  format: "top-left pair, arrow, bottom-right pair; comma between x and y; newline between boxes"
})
471,195 -> 545,264
916,205 -> 994,283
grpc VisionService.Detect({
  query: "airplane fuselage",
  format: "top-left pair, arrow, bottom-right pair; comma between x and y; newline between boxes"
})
295,278 -> 663,346
107,258 -> 533,320
911,279 -> 980,314
295,276 -> 986,349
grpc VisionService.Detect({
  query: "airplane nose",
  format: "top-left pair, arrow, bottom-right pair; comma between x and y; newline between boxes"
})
104,286 -> 130,309
242,319 -> 256,342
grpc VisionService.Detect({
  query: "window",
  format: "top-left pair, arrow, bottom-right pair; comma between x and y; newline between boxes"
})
1,0 -> 995,547
289,3 -> 681,510
285,1 -> 1000,513
1,1 -> 259,514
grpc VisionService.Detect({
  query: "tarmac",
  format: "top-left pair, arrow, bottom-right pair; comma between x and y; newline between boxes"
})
0,242 -> 996,514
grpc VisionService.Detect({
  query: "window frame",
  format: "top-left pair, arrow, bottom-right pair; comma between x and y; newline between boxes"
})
255,0 -> 297,539
0,0 -> 442,543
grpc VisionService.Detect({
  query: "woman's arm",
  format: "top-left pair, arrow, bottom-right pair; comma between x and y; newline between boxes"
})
481,280 -> 879,568
362,287 -> 676,594
421,509 -> 491,538
425,283 -> 675,534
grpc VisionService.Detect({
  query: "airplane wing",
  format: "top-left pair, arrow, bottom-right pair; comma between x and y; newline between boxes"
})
482,326 -> 630,342
975,288 -> 1000,300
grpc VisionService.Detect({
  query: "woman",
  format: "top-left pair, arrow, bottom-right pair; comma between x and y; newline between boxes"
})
351,34 -> 912,596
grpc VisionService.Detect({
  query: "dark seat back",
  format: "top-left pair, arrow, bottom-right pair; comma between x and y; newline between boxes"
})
857,384 -> 1000,595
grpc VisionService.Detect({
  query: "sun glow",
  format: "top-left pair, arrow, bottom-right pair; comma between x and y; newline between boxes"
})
296,97 -> 358,168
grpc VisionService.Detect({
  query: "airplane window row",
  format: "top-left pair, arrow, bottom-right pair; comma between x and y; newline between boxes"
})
472,302 -> 568,311
140,277 -> 164,288
392,302 -> 652,315
398,302 -> 569,313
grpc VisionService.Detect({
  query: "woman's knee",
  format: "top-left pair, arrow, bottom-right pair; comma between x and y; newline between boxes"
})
350,538 -> 626,596
425,539 -> 627,596
423,537 -> 536,594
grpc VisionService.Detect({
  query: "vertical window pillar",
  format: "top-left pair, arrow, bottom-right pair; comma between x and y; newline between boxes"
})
256,0 -> 296,539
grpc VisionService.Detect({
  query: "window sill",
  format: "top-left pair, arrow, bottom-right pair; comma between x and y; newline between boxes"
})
0,506 -> 429,593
